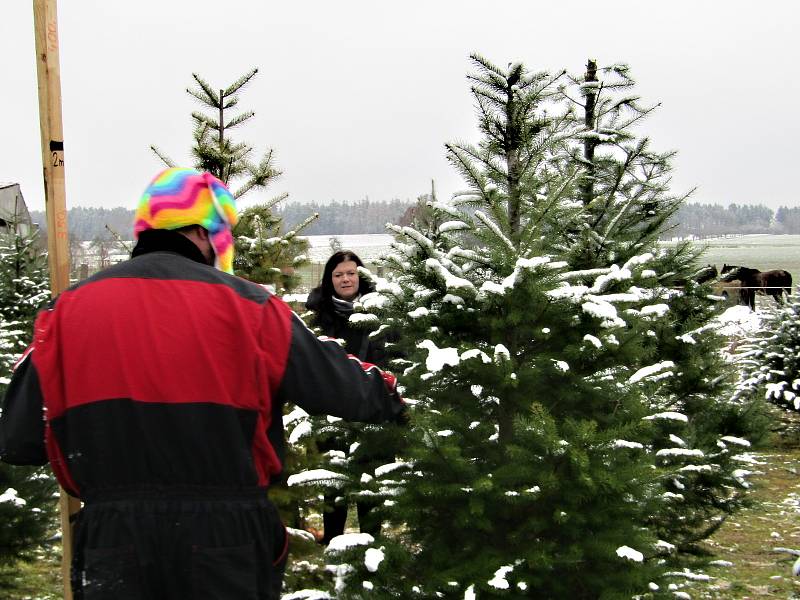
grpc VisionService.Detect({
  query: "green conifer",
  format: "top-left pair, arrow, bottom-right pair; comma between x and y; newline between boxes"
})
322,55 -> 752,599
0,226 -> 58,591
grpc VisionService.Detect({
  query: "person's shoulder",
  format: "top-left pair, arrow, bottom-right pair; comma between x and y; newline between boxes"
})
216,271 -> 275,305
78,255 -> 274,306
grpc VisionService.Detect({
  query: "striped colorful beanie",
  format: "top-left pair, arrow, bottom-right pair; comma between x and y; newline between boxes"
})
134,168 -> 239,274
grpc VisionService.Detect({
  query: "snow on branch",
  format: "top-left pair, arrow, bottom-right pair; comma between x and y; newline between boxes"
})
438,220 -> 471,234
547,283 -> 590,303
628,361 -> 675,384
582,299 -> 626,329
281,590 -> 332,600
616,546 -> 644,562
590,264 -> 633,293
349,313 -> 380,326
559,267 -> 613,282
429,201 -> 464,219
655,448 -> 705,458
402,226 -> 435,251
479,256 -> 555,298
613,440 -> 644,449
324,533 -> 375,554
642,411 -> 688,423
575,130 -> 616,143
0,488 -> 26,507
621,252 -> 654,271
474,210 -> 515,252
461,348 -> 492,364
365,547 -> 385,573
286,469 -> 348,488
374,462 -> 413,477
424,258 -> 476,293
417,339 -> 460,372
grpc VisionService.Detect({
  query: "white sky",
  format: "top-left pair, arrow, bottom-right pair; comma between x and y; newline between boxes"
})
1,1 -> 798,212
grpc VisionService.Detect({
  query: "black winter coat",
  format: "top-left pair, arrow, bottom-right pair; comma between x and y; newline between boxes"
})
304,286 -> 385,365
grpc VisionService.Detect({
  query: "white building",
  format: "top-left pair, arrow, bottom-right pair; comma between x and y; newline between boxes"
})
0,183 -> 34,236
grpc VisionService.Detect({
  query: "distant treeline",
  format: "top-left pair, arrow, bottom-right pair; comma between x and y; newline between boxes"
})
276,198 -> 413,235
31,199 -> 414,241
664,203 -> 800,238
30,206 -> 136,241
30,201 -> 800,241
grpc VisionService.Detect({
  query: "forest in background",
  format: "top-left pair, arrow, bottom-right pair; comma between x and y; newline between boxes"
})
29,200 -> 800,241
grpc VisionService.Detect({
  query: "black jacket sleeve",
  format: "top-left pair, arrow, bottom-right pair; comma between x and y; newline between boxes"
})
276,312 -> 404,424
0,351 -> 48,466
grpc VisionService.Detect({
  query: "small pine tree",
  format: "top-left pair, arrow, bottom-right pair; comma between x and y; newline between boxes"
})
234,206 -> 317,293
151,68 -> 316,287
0,226 -> 58,590
734,298 -> 800,414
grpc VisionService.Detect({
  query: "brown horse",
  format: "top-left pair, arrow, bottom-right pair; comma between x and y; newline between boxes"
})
720,264 -> 793,310
693,264 -> 718,284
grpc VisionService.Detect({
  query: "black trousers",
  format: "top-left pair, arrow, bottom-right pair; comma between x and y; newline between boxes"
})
71,492 -> 288,600
321,493 -> 381,545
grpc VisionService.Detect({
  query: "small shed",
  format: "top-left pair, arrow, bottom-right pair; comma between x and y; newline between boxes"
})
0,183 -> 34,236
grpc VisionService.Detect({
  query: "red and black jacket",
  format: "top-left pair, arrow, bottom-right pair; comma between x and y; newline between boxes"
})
0,230 -> 404,500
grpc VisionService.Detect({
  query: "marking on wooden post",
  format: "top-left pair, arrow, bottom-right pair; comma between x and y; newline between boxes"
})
33,2 -> 79,598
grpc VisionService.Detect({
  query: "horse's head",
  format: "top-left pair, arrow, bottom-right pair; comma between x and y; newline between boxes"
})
719,264 -> 743,282
693,264 -> 718,284
720,265 -> 760,282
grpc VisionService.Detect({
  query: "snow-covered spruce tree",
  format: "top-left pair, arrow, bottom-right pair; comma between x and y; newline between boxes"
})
733,295 -> 800,414
323,55 -> 659,599
0,227 -> 58,589
560,61 -> 757,552
151,68 -> 316,289
322,56 -> 759,599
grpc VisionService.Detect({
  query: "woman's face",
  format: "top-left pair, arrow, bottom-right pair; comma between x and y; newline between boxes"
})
331,260 -> 360,301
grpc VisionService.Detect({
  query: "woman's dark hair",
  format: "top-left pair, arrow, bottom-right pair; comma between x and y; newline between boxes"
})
318,250 -> 373,300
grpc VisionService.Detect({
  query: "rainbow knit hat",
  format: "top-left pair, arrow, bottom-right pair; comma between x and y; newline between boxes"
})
134,168 -> 239,274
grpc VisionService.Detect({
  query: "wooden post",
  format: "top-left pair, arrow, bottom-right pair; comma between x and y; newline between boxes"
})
32,1 -> 79,598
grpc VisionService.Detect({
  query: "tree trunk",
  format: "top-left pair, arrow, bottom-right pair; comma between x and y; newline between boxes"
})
506,87 -> 522,243
580,59 -> 598,205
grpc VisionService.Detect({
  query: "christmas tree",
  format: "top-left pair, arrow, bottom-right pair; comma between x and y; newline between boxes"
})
316,55 -> 755,599
733,297 -> 800,414
151,68 -> 316,289
559,60 -> 759,553
0,226 -> 58,591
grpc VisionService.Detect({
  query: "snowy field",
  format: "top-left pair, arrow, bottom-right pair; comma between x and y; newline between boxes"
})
78,234 -> 800,291
301,234 -> 394,264
665,234 -> 800,275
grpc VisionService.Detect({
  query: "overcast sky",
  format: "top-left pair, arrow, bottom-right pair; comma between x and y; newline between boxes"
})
2,1 -> 798,213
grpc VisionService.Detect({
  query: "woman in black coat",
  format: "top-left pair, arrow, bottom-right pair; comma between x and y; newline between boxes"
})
305,250 -> 385,544
305,250 -> 384,366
